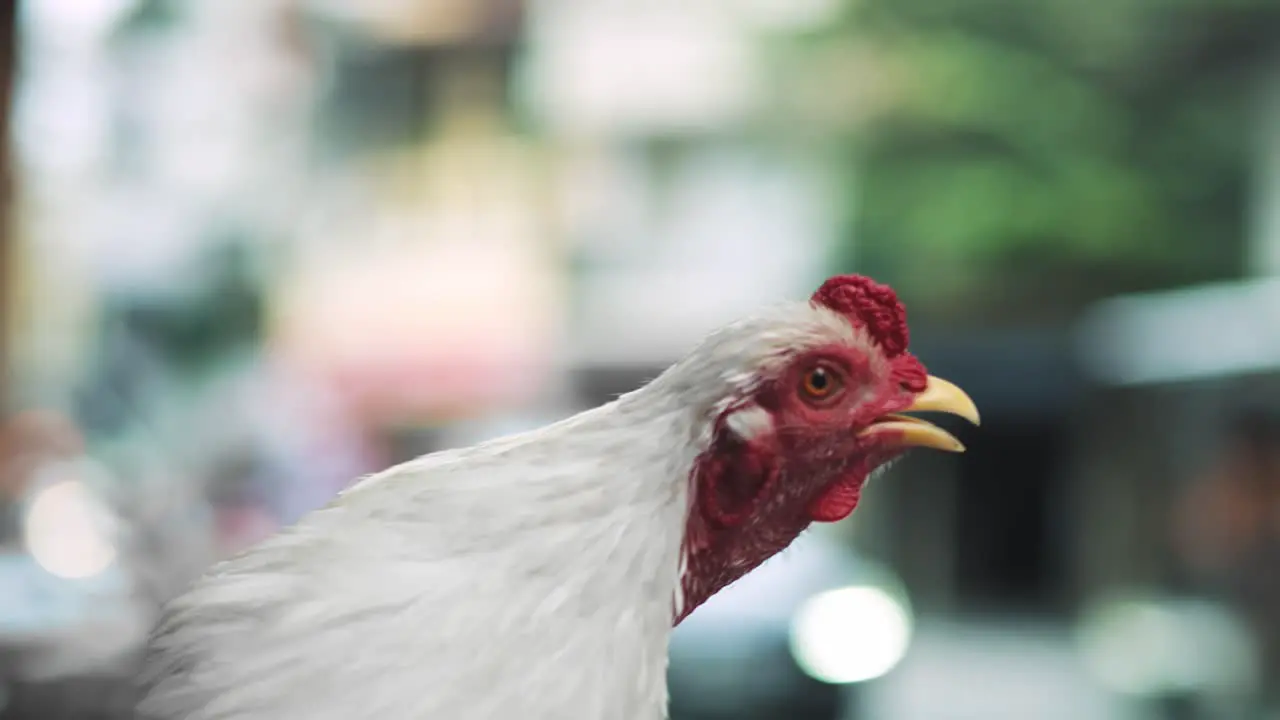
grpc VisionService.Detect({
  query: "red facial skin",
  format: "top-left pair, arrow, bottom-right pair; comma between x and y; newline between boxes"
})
675,344 -> 922,624
675,274 -> 929,625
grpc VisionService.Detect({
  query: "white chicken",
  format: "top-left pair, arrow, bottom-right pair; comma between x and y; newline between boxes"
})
136,274 -> 979,720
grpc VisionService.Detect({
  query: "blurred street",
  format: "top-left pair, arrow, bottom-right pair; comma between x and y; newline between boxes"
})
864,619 -> 1121,720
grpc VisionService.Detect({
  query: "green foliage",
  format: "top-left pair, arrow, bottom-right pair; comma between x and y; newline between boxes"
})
814,0 -> 1280,319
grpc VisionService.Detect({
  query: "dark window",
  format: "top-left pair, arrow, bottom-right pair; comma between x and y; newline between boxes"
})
953,418 -> 1066,612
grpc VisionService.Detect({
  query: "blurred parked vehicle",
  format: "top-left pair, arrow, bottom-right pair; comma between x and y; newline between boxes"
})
668,529 -> 913,720
0,416 -> 144,720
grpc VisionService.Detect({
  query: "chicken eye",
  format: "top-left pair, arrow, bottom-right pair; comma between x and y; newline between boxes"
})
800,364 -> 843,403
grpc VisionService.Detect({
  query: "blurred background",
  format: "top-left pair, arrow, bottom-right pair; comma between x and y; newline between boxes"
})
0,0 -> 1278,718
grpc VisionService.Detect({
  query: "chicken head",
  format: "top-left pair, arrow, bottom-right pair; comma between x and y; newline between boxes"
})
676,274 -> 979,622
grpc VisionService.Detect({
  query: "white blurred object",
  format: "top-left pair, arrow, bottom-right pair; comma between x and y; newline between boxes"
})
22,460 -> 118,580
740,0 -> 844,32
1076,594 -> 1259,697
1,457 -> 149,683
19,0 -> 138,47
790,585 -> 913,684
0,553 -> 150,681
668,529 -> 908,715
522,1 -> 758,135
13,0 -> 317,398
863,618 -> 1128,720
271,236 -> 560,422
1077,277 -> 1280,386
569,146 -> 834,365
274,134 -> 564,422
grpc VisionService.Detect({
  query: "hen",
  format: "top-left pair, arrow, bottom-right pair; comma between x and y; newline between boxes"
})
136,274 -> 979,720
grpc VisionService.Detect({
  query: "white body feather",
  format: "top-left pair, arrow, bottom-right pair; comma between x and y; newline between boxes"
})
136,301 -> 860,720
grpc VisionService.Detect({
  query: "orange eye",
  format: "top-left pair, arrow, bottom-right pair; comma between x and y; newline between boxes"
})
801,364 -> 843,402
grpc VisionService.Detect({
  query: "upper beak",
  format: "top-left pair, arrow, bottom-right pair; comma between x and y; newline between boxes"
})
861,376 -> 980,453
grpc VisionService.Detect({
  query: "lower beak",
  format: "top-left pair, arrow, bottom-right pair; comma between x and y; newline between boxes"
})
861,376 -> 980,453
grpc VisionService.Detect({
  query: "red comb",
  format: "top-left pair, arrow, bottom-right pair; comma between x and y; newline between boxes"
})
811,275 -> 911,356
811,274 -> 927,392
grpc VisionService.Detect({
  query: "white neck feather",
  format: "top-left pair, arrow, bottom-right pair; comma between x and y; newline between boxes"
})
324,398 -> 701,719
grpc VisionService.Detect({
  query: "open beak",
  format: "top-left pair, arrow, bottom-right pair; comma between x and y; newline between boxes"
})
861,376 -> 980,453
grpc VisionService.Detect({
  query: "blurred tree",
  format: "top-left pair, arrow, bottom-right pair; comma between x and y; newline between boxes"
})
114,239 -> 264,374
803,0 -> 1280,323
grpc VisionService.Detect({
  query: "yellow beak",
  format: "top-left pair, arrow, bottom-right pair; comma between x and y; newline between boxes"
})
861,376 -> 980,453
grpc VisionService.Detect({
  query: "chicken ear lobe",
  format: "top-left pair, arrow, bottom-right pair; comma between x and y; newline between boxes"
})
808,477 -> 863,522
696,406 -> 779,528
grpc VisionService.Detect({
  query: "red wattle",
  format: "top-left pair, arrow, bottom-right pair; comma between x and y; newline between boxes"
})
808,480 -> 861,522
